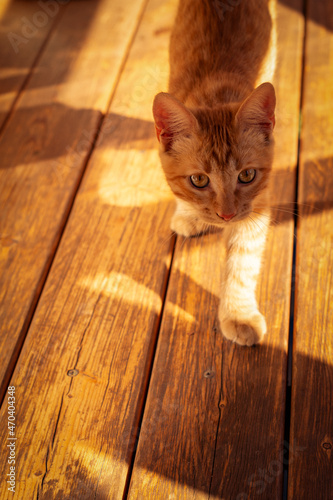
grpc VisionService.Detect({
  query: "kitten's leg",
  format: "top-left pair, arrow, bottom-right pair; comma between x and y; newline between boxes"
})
171,199 -> 208,237
219,212 -> 270,346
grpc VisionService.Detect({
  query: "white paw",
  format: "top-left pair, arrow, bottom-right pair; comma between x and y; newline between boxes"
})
219,312 -> 267,346
170,213 -> 206,238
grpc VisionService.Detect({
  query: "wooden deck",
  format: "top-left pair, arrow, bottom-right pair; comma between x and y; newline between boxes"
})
0,0 -> 332,498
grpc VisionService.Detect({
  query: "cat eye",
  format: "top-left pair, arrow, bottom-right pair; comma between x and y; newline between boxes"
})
190,174 -> 210,188
238,168 -> 256,184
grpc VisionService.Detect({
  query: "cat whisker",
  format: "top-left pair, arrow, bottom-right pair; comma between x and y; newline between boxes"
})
179,234 -> 189,250
248,215 -> 269,237
255,205 -> 299,217
255,204 -> 323,221
250,211 -> 279,228
256,202 -> 320,210
252,210 -> 301,246
251,211 -> 272,221
274,201 -> 321,211
160,230 -> 178,248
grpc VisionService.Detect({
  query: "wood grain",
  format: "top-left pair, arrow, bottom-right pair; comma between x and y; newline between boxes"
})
128,1 -> 304,498
0,0 -> 147,399
289,0 -> 333,497
0,0 -> 176,498
0,0 -> 63,131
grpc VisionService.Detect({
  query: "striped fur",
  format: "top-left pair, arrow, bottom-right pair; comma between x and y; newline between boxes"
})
153,0 -> 276,345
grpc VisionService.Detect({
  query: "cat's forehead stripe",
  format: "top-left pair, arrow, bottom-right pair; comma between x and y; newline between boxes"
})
204,160 -> 212,173
196,108 -> 239,171
205,136 -> 236,171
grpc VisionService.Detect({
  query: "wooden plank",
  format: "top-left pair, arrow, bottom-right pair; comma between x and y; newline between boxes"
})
128,1 -> 304,498
0,0 -> 176,498
0,0 -> 63,131
0,0 -> 147,398
289,1 -> 333,497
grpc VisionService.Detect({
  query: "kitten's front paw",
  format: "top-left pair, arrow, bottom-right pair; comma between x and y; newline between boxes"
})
170,212 -> 206,238
219,312 -> 267,346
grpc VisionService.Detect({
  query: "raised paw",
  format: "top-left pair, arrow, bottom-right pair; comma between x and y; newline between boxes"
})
220,312 -> 267,346
170,212 -> 207,238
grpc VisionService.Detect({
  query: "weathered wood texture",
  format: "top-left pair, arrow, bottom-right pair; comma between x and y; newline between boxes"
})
289,0 -> 333,498
0,0 -> 146,399
1,0 -> 332,499
0,0 -> 176,498
128,1 -> 304,498
0,0 -> 63,131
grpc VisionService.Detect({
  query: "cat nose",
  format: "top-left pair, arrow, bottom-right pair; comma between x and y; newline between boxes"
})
216,212 -> 236,221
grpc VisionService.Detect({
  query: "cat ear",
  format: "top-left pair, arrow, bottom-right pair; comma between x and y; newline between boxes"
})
153,92 -> 198,151
236,82 -> 276,136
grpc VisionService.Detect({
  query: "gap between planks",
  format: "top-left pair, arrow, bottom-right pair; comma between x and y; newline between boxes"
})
282,1 -> 307,497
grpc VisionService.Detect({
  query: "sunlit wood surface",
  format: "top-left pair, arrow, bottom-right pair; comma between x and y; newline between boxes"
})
0,0 -> 332,498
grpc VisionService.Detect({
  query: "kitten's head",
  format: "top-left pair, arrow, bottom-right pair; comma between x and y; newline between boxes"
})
153,83 -> 275,226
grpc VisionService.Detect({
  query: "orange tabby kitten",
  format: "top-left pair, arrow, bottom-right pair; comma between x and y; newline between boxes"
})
153,0 -> 276,346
